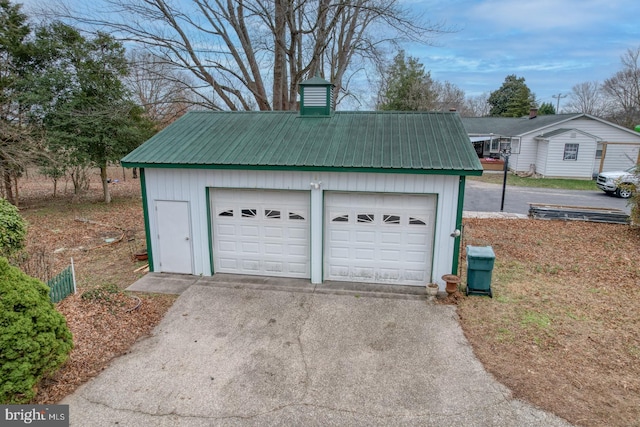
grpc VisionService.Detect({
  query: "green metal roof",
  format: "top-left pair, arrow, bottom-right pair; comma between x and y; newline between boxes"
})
121,111 -> 482,175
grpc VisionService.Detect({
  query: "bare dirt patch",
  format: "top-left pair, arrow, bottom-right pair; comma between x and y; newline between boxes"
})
8,168 -> 177,404
458,218 -> 640,427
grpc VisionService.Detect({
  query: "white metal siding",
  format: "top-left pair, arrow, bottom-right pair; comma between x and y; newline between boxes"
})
511,135 -> 538,173
143,168 -> 460,286
543,134 -> 596,178
514,116 -> 640,175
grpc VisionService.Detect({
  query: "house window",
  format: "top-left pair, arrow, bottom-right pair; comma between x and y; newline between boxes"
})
595,143 -> 603,159
563,143 -> 579,161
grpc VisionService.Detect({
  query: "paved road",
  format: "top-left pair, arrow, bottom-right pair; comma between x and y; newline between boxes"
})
464,180 -> 631,215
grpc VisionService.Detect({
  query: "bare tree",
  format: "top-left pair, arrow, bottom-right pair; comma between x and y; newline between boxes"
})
126,50 -> 196,128
602,47 -> 640,128
461,93 -> 490,117
52,0 -> 447,111
433,80 -> 465,112
564,81 -> 610,116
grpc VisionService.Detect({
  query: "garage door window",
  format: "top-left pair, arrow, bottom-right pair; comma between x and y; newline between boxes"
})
241,208 -> 257,218
383,214 -> 400,224
409,217 -> 426,225
357,213 -> 375,223
265,209 -> 281,219
218,209 -> 233,217
289,212 -> 306,220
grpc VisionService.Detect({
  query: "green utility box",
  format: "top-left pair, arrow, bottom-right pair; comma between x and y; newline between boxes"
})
466,245 -> 495,297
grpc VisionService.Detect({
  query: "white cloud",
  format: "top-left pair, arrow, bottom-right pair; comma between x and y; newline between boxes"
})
468,0 -> 619,32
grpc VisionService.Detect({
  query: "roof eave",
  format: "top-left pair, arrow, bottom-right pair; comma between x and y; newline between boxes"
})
120,162 -> 483,176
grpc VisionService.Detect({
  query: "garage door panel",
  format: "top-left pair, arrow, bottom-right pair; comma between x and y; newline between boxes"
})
241,225 -> 260,237
217,224 -> 236,236
264,243 -> 283,255
331,247 -> 349,258
218,258 -> 239,269
352,268 -> 374,279
380,232 -> 402,244
288,227 -> 308,239
264,262 -> 283,273
218,240 -> 237,252
264,227 -> 283,238
380,249 -> 401,261
330,230 -> 350,242
329,265 -> 349,277
355,231 -> 375,243
289,262 -> 308,274
377,269 -> 400,281
355,248 -> 375,260
241,260 -> 260,272
325,192 -> 435,286
212,189 -> 310,278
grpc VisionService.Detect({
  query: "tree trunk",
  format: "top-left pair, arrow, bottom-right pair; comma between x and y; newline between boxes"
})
132,167 -> 138,179
100,166 -> 111,204
3,171 -> 15,205
13,175 -> 19,207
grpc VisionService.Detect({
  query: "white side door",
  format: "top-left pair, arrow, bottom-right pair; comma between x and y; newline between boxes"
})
155,200 -> 193,274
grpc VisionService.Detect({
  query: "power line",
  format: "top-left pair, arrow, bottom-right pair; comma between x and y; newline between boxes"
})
552,93 -> 568,113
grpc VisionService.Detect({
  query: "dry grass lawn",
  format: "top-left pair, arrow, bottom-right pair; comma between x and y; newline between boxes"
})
459,218 -> 640,427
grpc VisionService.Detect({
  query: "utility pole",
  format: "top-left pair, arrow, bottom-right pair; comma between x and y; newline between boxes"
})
552,93 -> 568,113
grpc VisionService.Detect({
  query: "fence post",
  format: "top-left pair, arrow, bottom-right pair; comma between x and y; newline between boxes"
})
71,257 -> 77,294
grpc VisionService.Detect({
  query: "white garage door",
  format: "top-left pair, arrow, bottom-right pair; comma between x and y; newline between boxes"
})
325,192 -> 436,286
211,189 -> 310,278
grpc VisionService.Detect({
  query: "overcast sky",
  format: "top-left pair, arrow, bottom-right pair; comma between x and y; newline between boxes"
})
409,0 -> 640,109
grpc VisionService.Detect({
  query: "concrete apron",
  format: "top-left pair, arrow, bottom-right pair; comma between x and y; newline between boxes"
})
62,277 -> 572,427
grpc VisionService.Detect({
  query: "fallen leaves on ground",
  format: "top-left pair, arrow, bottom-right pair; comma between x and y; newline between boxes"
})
458,218 -> 640,427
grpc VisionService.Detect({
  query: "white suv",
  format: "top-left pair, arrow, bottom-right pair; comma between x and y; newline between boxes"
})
596,166 -> 638,198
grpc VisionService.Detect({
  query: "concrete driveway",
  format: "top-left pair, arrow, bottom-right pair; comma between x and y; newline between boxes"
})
62,276 -> 572,426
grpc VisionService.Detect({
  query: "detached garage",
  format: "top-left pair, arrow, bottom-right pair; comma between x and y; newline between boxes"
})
121,77 -> 482,289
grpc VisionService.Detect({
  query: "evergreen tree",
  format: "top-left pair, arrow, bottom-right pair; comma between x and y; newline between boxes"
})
378,50 -> 437,111
538,102 -> 556,115
0,0 -> 36,204
488,75 -> 537,117
21,23 -> 155,203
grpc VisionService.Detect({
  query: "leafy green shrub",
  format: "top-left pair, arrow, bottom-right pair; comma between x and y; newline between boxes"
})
0,198 -> 27,258
0,257 -> 73,403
